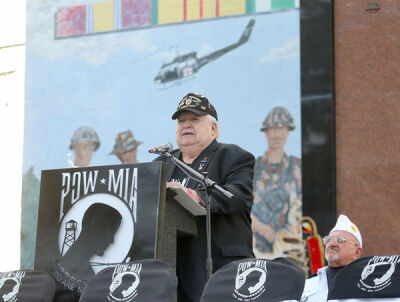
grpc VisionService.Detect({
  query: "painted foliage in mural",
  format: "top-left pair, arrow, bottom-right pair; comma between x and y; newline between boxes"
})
23,0 -> 301,268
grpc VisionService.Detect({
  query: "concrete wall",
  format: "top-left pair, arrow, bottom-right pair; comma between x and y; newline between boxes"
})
0,0 -> 25,271
335,0 -> 400,256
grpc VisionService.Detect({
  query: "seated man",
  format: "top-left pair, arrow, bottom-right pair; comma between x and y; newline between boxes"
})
301,214 -> 363,301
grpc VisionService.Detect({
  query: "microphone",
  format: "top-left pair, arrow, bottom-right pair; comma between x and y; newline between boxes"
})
148,142 -> 173,154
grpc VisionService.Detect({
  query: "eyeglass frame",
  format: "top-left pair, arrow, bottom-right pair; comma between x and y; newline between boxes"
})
322,235 -> 359,247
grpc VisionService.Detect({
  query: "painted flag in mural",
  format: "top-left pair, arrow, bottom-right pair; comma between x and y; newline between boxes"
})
327,255 -> 400,302
56,5 -> 87,37
55,0 -> 299,38
92,1 -> 114,33
121,0 -> 152,29
252,0 -> 296,12
154,0 -> 244,24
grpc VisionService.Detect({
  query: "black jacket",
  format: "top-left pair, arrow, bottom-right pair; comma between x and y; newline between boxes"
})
155,139 -> 255,301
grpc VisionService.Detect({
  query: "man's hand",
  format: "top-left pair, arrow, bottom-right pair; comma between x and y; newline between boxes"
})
167,182 -> 200,202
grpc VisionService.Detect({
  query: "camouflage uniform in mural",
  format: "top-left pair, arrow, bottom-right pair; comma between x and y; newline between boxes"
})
251,107 -> 302,259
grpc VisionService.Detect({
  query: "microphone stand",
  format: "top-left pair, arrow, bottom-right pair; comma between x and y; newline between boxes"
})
161,150 -> 233,280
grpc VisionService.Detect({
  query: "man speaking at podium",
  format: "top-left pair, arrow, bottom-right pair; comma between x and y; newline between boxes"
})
155,93 -> 255,301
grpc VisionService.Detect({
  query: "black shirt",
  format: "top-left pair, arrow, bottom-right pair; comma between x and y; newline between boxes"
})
169,142 -> 215,192
327,266 -> 344,288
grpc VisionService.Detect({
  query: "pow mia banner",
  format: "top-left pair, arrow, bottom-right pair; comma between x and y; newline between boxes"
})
328,255 -> 400,301
34,162 -> 166,295
200,258 -> 305,302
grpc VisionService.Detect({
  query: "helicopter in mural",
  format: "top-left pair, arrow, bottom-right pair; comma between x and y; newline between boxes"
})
154,19 -> 255,85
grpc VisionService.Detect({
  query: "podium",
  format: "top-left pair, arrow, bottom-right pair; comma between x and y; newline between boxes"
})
160,187 -> 206,271
34,162 -> 202,296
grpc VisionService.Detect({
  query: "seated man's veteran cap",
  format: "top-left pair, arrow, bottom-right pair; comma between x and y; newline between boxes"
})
330,214 -> 362,247
172,93 -> 218,121
110,130 -> 142,155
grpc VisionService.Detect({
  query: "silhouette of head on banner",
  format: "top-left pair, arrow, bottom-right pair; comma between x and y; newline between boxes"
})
60,203 -> 122,281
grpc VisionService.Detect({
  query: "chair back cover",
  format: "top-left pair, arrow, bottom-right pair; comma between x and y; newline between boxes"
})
79,259 -> 177,302
327,255 -> 400,301
0,270 -> 55,302
200,257 -> 305,302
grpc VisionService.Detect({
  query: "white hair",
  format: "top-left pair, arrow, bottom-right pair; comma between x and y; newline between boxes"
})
207,114 -> 220,138
176,113 -> 220,137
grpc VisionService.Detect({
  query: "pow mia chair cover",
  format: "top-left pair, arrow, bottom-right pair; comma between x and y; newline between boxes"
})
0,270 -> 56,302
79,259 -> 177,302
200,257 -> 305,302
327,255 -> 400,302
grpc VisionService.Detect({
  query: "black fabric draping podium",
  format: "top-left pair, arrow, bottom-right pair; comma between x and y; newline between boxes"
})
34,162 -> 201,301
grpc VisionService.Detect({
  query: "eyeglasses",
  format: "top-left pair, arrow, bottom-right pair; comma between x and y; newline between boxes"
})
322,235 -> 358,246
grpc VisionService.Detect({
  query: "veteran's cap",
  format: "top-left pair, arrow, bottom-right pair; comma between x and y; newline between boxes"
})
330,214 -> 362,247
171,93 -> 218,121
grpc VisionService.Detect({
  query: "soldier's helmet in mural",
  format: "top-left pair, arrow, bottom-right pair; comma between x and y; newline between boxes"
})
109,130 -> 142,155
260,106 -> 295,131
69,126 -> 100,151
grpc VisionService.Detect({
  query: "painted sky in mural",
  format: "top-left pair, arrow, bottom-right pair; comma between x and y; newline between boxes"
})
24,2 -> 300,176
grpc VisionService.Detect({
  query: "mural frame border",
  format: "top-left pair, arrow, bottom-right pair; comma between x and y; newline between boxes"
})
300,0 -> 336,235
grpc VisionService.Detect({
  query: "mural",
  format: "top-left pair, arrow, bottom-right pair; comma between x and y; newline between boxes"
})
23,0 -> 301,268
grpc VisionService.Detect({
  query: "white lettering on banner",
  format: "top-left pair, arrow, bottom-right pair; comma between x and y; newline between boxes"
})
59,168 -> 137,222
59,170 -> 98,221
112,263 -> 142,278
83,170 -> 97,195
108,168 -> 138,222
60,172 -> 70,220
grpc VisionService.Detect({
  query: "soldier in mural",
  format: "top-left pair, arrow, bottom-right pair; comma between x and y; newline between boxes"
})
251,106 -> 302,259
69,126 -> 100,167
109,130 -> 142,164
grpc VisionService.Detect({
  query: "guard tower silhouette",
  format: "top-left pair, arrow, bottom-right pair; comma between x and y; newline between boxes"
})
61,219 -> 77,256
